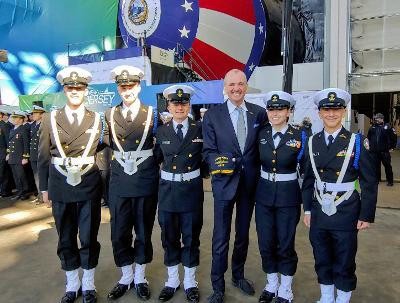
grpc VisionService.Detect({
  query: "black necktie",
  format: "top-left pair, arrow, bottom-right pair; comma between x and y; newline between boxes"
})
327,135 -> 334,148
126,109 -> 132,123
176,124 -> 184,142
72,113 -> 78,128
273,132 -> 283,140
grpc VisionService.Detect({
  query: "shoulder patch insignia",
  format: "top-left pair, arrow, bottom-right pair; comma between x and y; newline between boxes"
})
363,138 -> 370,150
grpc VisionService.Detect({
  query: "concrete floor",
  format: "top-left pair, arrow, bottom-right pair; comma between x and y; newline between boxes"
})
0,151 -> 399,303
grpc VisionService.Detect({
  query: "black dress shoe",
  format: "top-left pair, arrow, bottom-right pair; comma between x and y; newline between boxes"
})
20,193 -> 30,200
83,290 -> 97,303
387,182 -> 394,186
207,291 -> 224,303
259,290 -> 276,303
135,282 -> 151,300
275,296 -> 291,303
158,285 -> 180,302
10,194 -> 21,201
0,192 -> 12,198
107,282 -> 134,300
185,287 -> 200,303
60,288 -> 82,303
232,278 -> 255,296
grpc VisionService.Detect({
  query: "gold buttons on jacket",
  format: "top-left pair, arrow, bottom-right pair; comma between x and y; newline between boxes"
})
336,171 -> 340,176
320,169 -> 324,173
272,159 -> 276,163
273,168 -> 276,172
273,150 -> 276,154
136,140 -> 140,144
188,154 -> 192,158
172,166 -> 177,170
81,146 -> 85,149
188,166 -> 191,170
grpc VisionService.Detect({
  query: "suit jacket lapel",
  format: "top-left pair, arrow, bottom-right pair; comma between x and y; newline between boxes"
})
276,125 -> 293,150
177,119 -> 197,154
316,127 -> 350,168
328,127 -> 351,161
165,122 -> 180,153
67,109 -> 94,145
243,105 -> 257,153
113,104 -> 129,131
56,107 -> 72,137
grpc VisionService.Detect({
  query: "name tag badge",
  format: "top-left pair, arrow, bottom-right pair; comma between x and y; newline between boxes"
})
192,138 -> 203,143
162,140 -> 171,145
253,123 -> 260,128
260,138 -> 267,145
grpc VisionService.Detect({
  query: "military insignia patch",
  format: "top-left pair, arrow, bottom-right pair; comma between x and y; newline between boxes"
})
363,138 -> 370,150
176,88 -> 183,97
70,72 -> 78,81
260,138 -> 267,145
339,134 -> 347,139
121,70 -> 129,79
336,149 -> 347,157
271,94 -> 279,102
328,91 -> 337,101
286,139 -> 300,148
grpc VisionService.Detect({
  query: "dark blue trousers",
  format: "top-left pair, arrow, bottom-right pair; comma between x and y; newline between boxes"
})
158,209 -> 203,267
109,195 -> 157,266
52,199 -> 101,271
211,183 -> 255,292
255,204 -> 300,275
310,227 -> 358,291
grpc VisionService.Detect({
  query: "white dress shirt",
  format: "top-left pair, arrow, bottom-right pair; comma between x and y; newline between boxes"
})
172,118 -> 189,138
65,104 -> 85,125
323,127 -> 342,145
272,125 -> 288,148
226,99 -> 248,136
122,100 -> 140,121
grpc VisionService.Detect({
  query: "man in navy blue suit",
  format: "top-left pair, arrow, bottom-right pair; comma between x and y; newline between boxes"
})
203,69 -> 267,303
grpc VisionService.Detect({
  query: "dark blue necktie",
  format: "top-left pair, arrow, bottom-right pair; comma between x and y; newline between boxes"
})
176,124 -> 183,142
327,135 -> 334,149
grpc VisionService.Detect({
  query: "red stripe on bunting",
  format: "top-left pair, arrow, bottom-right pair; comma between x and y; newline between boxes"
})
185,38 -> 246,80
198,0 -> 256,24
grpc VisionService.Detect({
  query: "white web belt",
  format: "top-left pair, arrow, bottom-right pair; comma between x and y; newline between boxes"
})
50,110 -> 100,186
110,105 -> 153,175
260,170 -> 297,182
160,169 -> 201,182
308,133 -> 356,216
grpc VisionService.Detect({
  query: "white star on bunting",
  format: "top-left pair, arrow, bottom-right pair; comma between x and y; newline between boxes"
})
178,25 -> 190,38
249,63 -> 255,71
181,0 -> 193,12
259,23 -> 264,34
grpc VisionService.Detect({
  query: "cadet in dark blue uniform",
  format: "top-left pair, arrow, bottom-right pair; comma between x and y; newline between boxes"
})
7,110 -> 30,200
302,88 -> 378,303
105,65 -> 158,302
29,105 -> 46,204
256,92 -> 305,303
0,108 -> 12,197
154,85 -> 204,303
39,67 -> 103,303
367,113 -> 397,186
